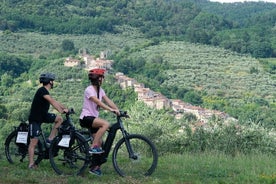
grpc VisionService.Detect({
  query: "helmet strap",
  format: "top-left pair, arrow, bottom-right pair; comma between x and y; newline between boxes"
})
49,81 -> 54,89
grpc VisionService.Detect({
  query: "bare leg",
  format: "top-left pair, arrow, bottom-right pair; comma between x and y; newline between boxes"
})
91,118 -> 109,147
48,115 -> 63,140
28,137 -> 38,167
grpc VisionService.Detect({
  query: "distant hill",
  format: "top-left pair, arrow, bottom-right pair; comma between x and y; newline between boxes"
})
113,40 -> 276,127
0,0 -> 276,57
198,0 -> 276,27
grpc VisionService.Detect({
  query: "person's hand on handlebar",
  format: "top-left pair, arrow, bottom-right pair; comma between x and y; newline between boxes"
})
63,108 -> 69,114
111,108 -> 120,116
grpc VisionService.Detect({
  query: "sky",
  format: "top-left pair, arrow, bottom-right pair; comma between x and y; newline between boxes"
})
209,0 -> 276,3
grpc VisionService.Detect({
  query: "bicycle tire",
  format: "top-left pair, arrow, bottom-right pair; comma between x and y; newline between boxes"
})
5,130 -> 43,165
5,130 -> 29,164
49,131 -> 90,176
112,134 -> 158,177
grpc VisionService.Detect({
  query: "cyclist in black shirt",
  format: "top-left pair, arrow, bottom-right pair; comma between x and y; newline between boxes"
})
28,73 -> 68,169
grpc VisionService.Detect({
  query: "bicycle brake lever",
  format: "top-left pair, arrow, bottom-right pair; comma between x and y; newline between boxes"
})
70,108 -> 75,114
120,111 -> 129,118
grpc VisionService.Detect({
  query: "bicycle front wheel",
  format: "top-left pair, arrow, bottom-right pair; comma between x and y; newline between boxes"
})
112,134 -> 158,177
49,132 -> 90,176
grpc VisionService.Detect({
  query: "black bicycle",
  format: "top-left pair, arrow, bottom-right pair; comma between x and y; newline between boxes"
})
4,109 -> 87,172
49,110 -> 158,177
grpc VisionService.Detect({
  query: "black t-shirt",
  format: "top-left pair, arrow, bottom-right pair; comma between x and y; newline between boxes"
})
28,86 -> 50,123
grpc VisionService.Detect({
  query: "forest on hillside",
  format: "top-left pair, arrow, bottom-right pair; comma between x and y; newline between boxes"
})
0,0 -> 276,58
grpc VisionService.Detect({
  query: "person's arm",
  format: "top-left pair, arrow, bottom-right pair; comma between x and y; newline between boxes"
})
102,95 -> 118,110
57,101 -> 67,110
44,94 -> 68,113
89,96 -> 119,115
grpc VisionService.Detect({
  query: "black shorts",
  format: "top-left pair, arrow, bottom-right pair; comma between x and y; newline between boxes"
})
29,113 -> 56,138
79,116 -> 99,134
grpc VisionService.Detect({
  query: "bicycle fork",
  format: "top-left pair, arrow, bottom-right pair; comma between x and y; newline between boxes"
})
123,133 -> 138,160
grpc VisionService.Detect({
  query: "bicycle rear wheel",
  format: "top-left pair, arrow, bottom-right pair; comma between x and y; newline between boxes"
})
5,130 -> 28,164
112,134 -> 158,177
49,132 -> 90,175
5,130 -> 43,165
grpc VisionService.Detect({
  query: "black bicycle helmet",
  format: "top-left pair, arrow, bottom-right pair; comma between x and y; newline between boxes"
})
39,73 -> 55,84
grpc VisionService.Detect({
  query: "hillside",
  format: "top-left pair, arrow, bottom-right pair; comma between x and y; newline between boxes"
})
198,1 -> 276,27
0,27 -> 275,127
128,41 -> 274,103
0,26 -> 147,57
0,0 -> 276,58
114,40 -> 275,127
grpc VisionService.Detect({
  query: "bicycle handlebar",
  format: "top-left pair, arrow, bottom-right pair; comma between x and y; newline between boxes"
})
119,110 -> 129,118
65,108 -> 75,115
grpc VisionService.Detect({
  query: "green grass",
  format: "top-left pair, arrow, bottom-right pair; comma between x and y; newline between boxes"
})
0,152 -> 275,184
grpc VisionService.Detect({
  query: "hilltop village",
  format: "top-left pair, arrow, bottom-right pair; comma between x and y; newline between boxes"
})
64,51 -> 235,124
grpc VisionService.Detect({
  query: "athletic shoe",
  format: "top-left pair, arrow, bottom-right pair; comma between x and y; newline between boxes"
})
88,147 -> 104,154
89,167 -> 102,176
29,164 -> 38,169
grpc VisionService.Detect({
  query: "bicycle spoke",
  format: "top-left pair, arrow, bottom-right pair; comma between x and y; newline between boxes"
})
49,133 -> 90,176
5,131 -> 28,164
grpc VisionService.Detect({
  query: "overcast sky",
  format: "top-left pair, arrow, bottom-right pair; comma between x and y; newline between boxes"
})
209,0 -> 276,3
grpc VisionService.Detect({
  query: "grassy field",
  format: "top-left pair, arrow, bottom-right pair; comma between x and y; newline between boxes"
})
0,152 -> 275,184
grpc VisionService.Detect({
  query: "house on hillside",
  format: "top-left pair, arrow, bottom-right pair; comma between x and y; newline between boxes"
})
93,58 -> 113,69
116,72 -> 170,109
64,49 -> 113,71
154,94 -> 170,109
115,73 -> 138,89
114,73 -> 236,122
171,99 -> 184,112
82,53 -> 96,69
64,57 -> 80,67
137,89 -> 170,109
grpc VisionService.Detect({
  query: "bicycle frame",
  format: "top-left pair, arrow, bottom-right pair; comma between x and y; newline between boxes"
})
34,129 -> 50,164
86,111 -> 134,165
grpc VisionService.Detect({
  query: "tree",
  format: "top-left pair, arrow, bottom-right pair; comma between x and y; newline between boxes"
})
184,91 -> 203,106
61,39 -> 75,51
1,73 -> 13,88
249,41 -> 273,58
0,97 -> 8,119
